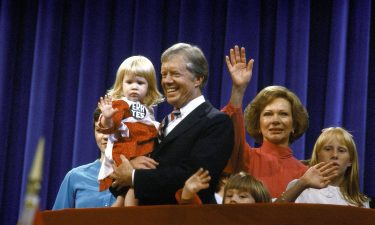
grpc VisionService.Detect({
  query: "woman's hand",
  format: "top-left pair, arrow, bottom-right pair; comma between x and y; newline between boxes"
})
225,45 -> 254,107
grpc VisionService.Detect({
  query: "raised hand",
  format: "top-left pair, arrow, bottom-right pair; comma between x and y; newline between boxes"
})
98,95 -> 118,119
275,162 -> 339,203
181,168 -> 211,201
226,45 -> 254,90
98,95 -> 118,128
300,162 -> 339,189
225,45 -> 254,106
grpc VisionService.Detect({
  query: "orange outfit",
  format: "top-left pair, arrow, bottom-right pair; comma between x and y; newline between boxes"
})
222,103 -> 307,198
98,99 -> 159,191
175,189 -> 202,205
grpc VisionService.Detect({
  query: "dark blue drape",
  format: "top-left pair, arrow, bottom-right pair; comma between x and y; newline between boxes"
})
0,0 -> 374,224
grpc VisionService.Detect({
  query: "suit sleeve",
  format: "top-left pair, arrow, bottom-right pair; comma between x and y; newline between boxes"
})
133,110 -> 234,204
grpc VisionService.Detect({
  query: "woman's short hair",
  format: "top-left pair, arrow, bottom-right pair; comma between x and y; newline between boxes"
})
161,43 -> 208,91
244,86 -> 309,144
107,56 -> 163,106
223,171 -> 271,203
93,107 -> 101,129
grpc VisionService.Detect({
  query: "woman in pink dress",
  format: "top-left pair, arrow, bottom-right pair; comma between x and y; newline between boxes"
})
222,45 -> 309,198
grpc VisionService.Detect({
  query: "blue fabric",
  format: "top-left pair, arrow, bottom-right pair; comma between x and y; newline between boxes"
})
52,159 -> 116,210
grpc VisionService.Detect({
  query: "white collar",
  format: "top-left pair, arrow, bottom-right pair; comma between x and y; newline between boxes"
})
179,95 -> 205,117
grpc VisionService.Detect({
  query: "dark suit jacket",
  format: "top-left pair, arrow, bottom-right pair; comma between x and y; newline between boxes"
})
134,101 -> 234,205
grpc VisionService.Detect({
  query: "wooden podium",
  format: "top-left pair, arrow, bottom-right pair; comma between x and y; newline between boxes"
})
41,203 -> 375,225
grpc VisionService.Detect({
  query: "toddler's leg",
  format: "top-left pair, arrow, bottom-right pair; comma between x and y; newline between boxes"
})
124,188 -> 139,206
111,195 -> 125,207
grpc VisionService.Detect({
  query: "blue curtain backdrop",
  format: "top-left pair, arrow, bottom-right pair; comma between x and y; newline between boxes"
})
0,0 -> 374,224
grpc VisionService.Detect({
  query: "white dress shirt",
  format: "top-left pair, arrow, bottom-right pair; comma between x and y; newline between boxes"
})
164,95 -> 205,136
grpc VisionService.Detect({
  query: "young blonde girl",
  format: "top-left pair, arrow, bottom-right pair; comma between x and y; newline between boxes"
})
106,56 -> 162,106
176,169 -> 270,204
97,56 -> 163,204
276,127 -> 369,207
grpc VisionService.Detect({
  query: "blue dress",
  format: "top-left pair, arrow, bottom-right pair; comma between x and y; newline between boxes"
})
53,159 -> 116,209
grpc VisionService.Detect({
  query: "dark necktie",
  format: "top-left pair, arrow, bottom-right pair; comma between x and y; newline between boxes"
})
158,109 -> 181,141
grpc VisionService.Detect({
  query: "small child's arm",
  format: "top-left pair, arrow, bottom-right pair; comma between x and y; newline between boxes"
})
176,168 -> 211,204
98,95 -> 118,128
275,162 -> 339,203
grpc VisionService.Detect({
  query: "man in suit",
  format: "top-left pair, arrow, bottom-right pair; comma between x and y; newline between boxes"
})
111,43 -> 234,204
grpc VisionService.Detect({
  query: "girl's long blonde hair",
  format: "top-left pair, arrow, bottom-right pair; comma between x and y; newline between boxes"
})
310,127 -> 368,207
107,56 -> 163,106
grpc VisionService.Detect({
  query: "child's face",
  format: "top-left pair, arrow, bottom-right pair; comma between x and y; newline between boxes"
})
122,74 -> 148,102
223,188 -> 255,204
318,138 -> 352,177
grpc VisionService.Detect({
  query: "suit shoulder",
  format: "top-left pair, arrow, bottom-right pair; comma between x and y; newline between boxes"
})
206,102 -> 226,116
206,105 -> 231,120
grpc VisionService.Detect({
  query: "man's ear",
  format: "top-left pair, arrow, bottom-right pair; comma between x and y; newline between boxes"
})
194,75 -> 203,87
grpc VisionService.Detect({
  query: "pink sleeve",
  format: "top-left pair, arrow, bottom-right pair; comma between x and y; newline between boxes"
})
222,103 -> 252,174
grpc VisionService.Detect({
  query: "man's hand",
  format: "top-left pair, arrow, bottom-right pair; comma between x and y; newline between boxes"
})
130,156 -> 159,169
111,155 -> 134,190
225,45 -> 254,107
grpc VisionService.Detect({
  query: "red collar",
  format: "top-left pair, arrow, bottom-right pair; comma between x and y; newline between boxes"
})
260,139 -> 293,159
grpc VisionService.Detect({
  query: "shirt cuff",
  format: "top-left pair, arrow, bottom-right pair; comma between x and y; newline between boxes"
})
131,169 -> 135,186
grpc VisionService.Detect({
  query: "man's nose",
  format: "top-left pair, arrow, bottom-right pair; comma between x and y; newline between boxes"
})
162,73 -> 173,83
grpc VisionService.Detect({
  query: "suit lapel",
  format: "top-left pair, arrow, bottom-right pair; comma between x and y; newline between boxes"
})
154,102 -> 211,151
